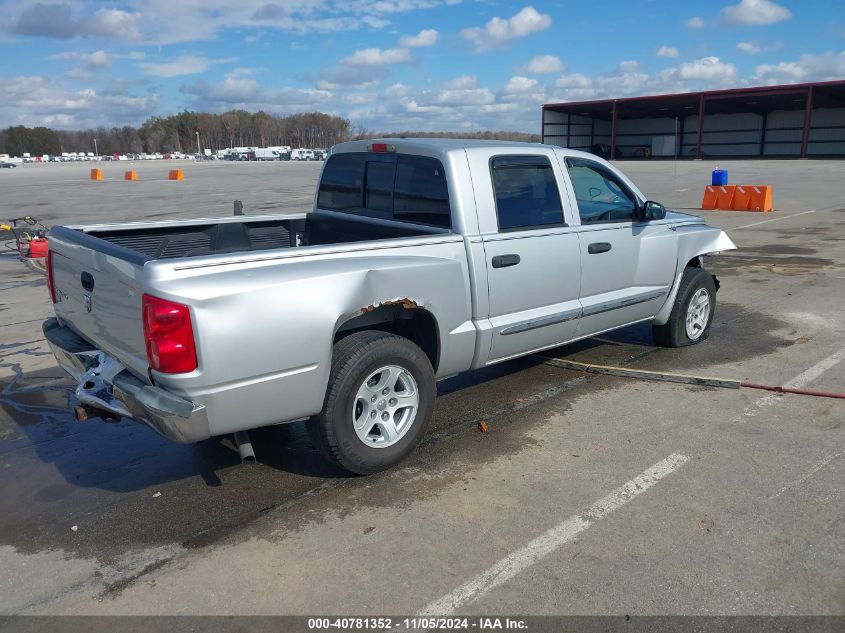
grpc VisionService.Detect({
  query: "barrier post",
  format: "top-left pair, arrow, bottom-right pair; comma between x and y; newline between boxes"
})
124,170 -> 137,181
732,186 -> 753,211
715,185 -> 736,210
168,169 -> 184,181
748,185 -> 773,212
701,186 -> 718,210
90,168 -> 103,181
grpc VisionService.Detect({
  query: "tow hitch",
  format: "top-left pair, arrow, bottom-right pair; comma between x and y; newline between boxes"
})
72,353 -> 132,423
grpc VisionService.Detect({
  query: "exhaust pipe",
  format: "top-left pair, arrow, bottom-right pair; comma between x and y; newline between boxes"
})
233,431 -> 256,463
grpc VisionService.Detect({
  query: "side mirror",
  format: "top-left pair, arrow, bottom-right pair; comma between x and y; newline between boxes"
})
641,200 -> 666,221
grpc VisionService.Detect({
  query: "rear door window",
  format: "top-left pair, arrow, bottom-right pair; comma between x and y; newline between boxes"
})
490,156 -> 565,231
317,152 -> 452,228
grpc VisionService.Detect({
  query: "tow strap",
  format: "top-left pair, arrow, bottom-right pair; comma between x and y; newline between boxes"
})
540,358 -> 845,400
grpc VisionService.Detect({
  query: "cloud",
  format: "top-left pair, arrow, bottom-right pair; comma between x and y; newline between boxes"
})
737,41 -> 762,54
3,0 -> 457,45
342,47 -> 412,66
684,16 -> 705,29
443,75 -> 478,90
399,29 -> 438,47
722,0 -> 791,26
666,56 -> 738,82
85,8 -> 141,39
0,74 -> 159,129
182,77 -> 261,102
461,6 -> 552,53
181,77 -> 332,111
656,46 -> 679,58
503,76 -> 539,93
522,54 -> 564,74
8,3 -> 141,40
754,51 -> 845,84
139,55 -> 237,78
10,2 -> 78,39
50,50 -> 112,69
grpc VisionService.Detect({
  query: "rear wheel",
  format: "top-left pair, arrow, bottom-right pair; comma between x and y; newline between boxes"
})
652,267 -> 717,348
308,330 -> 435,474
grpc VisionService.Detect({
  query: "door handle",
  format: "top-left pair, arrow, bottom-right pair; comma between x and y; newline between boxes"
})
492,254 -> 521,268
587,242 -> 612,254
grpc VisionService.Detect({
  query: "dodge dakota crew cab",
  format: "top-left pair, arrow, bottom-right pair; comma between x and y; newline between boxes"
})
43,139 -> 736,474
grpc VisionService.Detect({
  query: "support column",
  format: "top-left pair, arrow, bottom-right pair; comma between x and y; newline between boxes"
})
610,101 -> 618,160
800,86 -> 814,159
759,111 -> 768,157
566,113 -> 571,148
695,94 -> 705,160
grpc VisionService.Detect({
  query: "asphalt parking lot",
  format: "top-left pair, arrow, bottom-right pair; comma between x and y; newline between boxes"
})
0,158 -> 843,617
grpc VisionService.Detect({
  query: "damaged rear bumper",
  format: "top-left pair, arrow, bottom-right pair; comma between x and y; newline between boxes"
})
42,317 -> 211,443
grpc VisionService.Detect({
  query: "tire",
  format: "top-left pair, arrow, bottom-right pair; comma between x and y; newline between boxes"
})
652,267 -> 717,348
307,330 -> 436,475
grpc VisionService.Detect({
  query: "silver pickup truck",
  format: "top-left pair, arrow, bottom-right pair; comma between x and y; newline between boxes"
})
43,139 -> 736,474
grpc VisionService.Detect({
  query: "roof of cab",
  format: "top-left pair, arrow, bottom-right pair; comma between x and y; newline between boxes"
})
331,137 -> 596,161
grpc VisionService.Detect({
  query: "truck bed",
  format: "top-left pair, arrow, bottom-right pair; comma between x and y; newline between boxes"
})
80,211 -> 450,261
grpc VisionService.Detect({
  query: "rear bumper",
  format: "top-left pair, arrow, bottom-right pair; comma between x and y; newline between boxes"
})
43,317 -> 211,443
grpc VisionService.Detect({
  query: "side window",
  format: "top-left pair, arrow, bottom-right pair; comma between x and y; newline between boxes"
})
317,154 -> 363,211
393,155 -> 451,228
490,156 -> 564,231
565,158 -> 639,224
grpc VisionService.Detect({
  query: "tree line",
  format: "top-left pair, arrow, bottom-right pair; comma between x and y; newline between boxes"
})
0,111 -> 354,157
0,110 -> 540,157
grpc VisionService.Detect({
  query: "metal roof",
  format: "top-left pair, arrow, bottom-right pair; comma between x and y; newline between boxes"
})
543,79 -> 845,110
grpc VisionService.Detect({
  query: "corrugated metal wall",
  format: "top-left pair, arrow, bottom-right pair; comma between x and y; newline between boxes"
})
542,102 -> 845,158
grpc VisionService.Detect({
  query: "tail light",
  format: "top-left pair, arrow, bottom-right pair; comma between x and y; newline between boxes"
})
46,249 -> 57,304
142,294 -> 197,374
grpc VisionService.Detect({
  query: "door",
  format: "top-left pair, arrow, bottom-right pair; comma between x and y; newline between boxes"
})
483,155 -> 582,362
563,156 -> 678,336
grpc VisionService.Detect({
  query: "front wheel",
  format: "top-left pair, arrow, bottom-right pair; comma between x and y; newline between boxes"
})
308,331 -> 436,475
652,267 -> 717,347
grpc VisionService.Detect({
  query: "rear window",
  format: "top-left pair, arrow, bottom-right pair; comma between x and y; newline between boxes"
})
317,152 -> 452,228
317,153 -> 363,211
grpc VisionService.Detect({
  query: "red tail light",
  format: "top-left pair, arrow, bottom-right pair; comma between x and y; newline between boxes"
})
142,294 -> 197,374
46,249 -> 57,304
368,143 -> 395,153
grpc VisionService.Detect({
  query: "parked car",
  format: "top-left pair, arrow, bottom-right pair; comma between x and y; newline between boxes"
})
0,162 -> 16,169
43,139 -> 736,474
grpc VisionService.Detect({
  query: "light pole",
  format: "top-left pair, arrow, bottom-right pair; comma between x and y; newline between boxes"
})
93,138 -> 98,159
196,131 -> 201,157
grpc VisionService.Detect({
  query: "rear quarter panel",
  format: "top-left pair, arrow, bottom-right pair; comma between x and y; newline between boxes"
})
144,238 -> 477,436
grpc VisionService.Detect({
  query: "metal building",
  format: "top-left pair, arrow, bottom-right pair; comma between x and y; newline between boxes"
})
542,80 -> 845,159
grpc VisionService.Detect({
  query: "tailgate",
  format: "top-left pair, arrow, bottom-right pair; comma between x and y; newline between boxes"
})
49,229 -> 150,379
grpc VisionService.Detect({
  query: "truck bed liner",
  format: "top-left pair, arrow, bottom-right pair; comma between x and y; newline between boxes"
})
91,220 -> 295,259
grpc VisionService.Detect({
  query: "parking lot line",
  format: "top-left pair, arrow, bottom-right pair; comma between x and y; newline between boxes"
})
732,209 -> 816,230
419,453 -> 690,616
739,346 -> 845,419
782,347 -> 845,389
770,450 -> 844,500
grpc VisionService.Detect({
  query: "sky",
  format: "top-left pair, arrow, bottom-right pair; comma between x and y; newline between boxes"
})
0,0 -> 843,132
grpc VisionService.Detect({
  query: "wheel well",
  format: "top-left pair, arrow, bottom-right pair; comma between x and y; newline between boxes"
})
686,256 -> 703,269
335,305 -> 440,371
